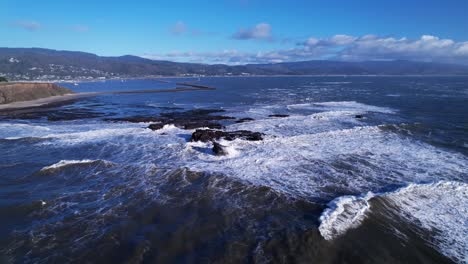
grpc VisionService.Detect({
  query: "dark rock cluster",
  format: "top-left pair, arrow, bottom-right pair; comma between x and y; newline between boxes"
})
190,129 -> 263,142
108,108 -> 267,155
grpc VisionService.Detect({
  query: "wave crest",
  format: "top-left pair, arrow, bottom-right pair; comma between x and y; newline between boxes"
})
40,159 -> 112,172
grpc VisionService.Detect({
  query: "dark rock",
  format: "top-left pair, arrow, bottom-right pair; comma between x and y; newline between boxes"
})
148,123 -> 165,130
268,114 -> 289,118
212,142 -> 228,156
191,129 -> 264,142
354,115 -> 364,119
235,117 -> 255,123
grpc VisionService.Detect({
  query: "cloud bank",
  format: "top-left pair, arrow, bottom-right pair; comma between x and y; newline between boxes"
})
145,34 -> 468,65
300,34 -> 468,63
232,23 -> 272,41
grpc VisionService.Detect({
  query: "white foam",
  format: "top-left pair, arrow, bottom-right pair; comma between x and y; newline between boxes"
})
40,159 -> 109,171
0,123 -> 51,139
221,144 -> 240,158
312,101 -> 395,113
186,125 -> 467,199
384,181 -> 468,263
319,192 -> 375,240
320,81 -> 352,85
318,181 -> 468,263
229,111 -> 360,137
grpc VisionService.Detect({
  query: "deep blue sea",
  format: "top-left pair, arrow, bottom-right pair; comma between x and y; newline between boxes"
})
0,76 -> 467,263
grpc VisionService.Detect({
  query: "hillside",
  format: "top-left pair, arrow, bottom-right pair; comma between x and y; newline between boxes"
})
1,48 -> 468,81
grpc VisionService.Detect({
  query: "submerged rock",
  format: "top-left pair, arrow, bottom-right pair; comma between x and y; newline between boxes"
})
235,117 -> 255,123
148,123 -> 165,130
191,129 -> 264,142
268,114 -> 289,118
355,115 -> 364,119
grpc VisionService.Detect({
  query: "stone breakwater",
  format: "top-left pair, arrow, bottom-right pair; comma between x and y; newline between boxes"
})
0,83 -> 73,104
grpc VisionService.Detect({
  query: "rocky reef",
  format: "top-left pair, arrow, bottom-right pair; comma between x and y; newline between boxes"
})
107,109 -> 265,153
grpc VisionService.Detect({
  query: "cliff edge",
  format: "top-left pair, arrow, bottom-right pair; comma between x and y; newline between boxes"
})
0,83 -> 74,104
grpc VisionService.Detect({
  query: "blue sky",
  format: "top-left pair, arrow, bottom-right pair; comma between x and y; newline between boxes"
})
1,0 -> 468,64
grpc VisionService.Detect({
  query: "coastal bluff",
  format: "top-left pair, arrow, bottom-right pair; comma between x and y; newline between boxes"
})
0,83 -> 74,104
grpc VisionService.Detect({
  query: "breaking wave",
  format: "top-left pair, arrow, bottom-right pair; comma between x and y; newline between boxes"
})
40,159 -> 112,172
318,181 -> 468,263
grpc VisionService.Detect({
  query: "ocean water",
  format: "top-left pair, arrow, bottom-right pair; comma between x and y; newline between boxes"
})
0,76 -> 467,263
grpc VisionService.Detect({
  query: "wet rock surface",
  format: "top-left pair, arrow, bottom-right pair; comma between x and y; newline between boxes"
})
235,117 -> 255,123
191,129 -> 264,142
268,114 -> 290,118
212,142 -> 228,156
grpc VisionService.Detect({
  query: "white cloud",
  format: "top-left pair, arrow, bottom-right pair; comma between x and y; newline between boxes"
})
455,42 -> 468,55
232,23 -> 272,40
169,21 -> 216,37
145,34 -> 468,65
12,20 -> 41,31
170,21 -> 187,35
330,34 -> 356,45
301,34 -> 468,63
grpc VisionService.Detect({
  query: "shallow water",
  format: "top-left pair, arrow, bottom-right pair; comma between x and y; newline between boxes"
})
0,76 -> 467,263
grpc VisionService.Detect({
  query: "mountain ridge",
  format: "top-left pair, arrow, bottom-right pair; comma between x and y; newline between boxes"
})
1,47 -> 468,81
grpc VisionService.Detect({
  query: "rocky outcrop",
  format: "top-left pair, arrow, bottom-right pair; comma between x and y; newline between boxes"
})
0,83 -> 73,104
212,142 -> 228,156
190,129 -> 264,142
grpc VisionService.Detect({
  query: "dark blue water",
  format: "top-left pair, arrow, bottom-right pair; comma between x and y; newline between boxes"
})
0,77 -> 467,263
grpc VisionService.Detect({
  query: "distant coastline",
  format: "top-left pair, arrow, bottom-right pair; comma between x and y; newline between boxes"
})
2,48 -> 468,82
7,74 -> 468,84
